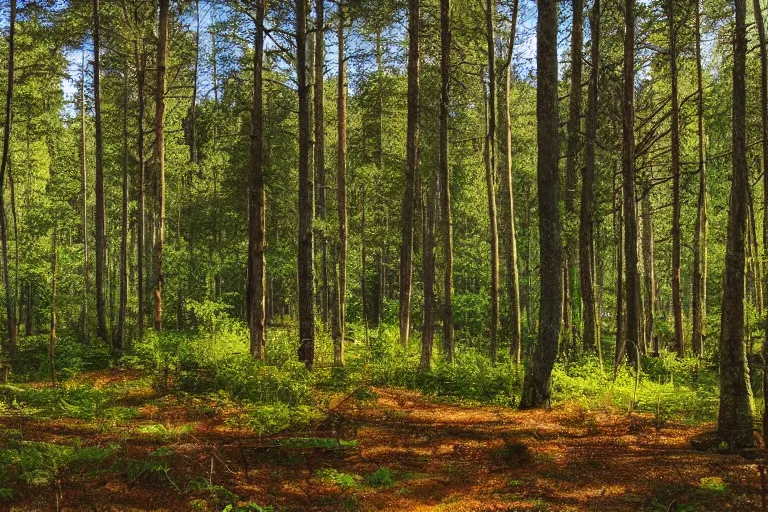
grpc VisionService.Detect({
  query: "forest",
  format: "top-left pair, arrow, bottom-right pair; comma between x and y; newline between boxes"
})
0,0 -> 766,509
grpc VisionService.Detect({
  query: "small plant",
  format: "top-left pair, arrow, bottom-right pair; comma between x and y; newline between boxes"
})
367,467 -> 393,488
699,476 -> 727,495
188,476 -> 240,508
316,468 -> 361,488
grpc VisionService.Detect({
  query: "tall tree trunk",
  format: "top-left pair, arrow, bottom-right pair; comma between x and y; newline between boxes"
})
622,0 -> 640,369
114,56 -> 129,351
485,0 -> 500,363
502,0 -> 521,364
692,0 -> 707,358
334,6 -> 347,366
297,0 -> 316,369
399,0 -> 420,349
50,219 -> 57,385
93,0 -> 108,342
439,0 -> 454,361
136,48 -> 146,340
667,0 -> 684,358
565,0 -> 584,354
718,0 -> 755,449
580,0 -> 599,353
248,0 -> 267,360
754,0 -> 768,440
361,185 -> 368,341
641,189 -> 655,354
0,0 -> 16,352
421,181 -> 436,371
614,165 -> 625,372
519,0 -> 561,409
153,0 -> 169,332
80,53 -> 89,344
314,0 -> 328,329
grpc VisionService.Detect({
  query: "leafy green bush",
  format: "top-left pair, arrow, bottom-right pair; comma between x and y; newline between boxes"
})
367,467 -> 393,488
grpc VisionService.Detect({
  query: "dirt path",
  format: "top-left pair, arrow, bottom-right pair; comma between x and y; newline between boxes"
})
0,376 -> 762,511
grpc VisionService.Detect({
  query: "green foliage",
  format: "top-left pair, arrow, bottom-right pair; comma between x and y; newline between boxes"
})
366,467 -> 393,488
278,437 -> 357,449
0,441 -> 116,489
188,477 -> 240,508
551,354 -> 718,423
316,468 -> 361,488
698,476 -> 727,495
0,383 -> 112,420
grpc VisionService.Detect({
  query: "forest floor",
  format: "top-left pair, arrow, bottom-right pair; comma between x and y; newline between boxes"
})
0,369 -> 763,512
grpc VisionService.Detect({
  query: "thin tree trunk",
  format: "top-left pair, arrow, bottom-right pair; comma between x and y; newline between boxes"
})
667,0 -> 684,358
136,48 -> 146,340
314,0 -> 328,330
565,0 -> 584,354
421,180 -> 436,371
114,56 -> 129,351
614,166 -> 625,372
0,0 -> 16,352
80,53 -> 89,344
50,220 -> 57,386
692,0 -> 707,358
248,0 -> 267,360
297,0 -> 316,369
153,0 -> 169,332
501,0 -> 522,364
718,0 -> 755,449
641,189 -> 655,354
519,0 -> 561,409
399,0 -> 420,349
622,0 -> 640,370
334,7 -> 348,366
361,185 -> 369,342
439,0 -> 454,362
484,0 -> 500,363
580,0 -> 599,353
93,0 -> 108,342
754,0 -> 768,440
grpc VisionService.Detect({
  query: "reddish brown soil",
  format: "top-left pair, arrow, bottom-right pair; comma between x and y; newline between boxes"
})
0,371 -> 762,511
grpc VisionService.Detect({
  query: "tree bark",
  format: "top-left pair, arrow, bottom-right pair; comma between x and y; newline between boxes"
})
718,0 -> 755,449
248,0 -> 267,360
484,0 -> 500,363
439,0 -> 454,362
297,0 -> 316,369
0,0 -> 16,352
93,0 -> 108,342
519,0 -> 561,409
80,52 -> 89,344
754,0 -> 768,440
692,0 -> 707,358
622,0 -> 640,369
502,0 -> 521,364
580,0 -> 599,353
153,0 -> 169,332
135,47 -> 147,340
334,6 -> 348,366
399,0 -> 420,349
564,0 -> 584,354
50,219 -> 57,385
314,0 -> 328,330
641,189 -> 655,354
667,0 -> 683,358
421,181 -> 436,371
613,164 -> 625,372
114,56 -> 129,351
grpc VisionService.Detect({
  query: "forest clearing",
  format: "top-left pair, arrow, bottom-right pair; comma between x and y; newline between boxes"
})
0,339 -> 762,512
